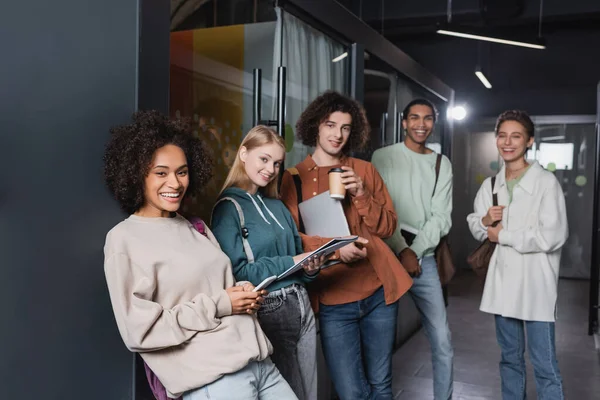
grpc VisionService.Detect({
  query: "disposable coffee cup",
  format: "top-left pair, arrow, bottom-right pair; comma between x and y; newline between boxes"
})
328,167 -> 346,200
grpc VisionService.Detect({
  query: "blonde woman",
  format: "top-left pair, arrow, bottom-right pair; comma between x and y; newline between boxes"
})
211,125 -> 328,400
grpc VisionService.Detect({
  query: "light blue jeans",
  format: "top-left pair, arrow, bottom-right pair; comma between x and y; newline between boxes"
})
410,255 -> 454,400
182,358 -> 297,400
495,315 -> 564,400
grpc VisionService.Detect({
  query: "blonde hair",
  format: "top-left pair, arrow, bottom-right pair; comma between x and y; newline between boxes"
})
220,125 -> 286,198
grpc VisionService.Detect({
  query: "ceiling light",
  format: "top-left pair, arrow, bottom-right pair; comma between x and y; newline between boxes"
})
437,30 -> 546,50
541,135 -> 566,141
449,106 -> 467,121
332,52 -> 348,63
475,67 -> 492,89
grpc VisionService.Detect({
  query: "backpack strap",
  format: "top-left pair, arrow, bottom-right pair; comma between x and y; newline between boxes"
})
491,177 -> 498,206
490,177 -> 499,228
187,217 -> 208,237
212,197 -> 255,264
432,153 -> 442,197
286,167 -> 305,233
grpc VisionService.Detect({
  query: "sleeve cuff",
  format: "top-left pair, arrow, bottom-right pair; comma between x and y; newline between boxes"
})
498,229 -> 512,246
479,217 -> 488,232
410,245 -> 424,259
212,289 -> 232,318
283,255 -> 295,267
351,188 -> 372,212
302,270 -> 319,281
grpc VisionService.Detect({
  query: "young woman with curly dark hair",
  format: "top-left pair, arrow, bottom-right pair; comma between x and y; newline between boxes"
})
102,110 -> 297,400
279,91 -> 413,400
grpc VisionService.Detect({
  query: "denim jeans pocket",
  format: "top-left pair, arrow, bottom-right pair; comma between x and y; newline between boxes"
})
258,295 -> 286,315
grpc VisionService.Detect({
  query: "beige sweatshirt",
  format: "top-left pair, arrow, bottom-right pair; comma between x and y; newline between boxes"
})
103,214 -> 272,398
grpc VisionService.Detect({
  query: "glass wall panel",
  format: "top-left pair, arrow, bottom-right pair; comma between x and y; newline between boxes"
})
452,120 -> 596,279
275,9 -> 349,168
530,123 -> 596,279
359,54 -> 449,159
169,3 -> 350,220
169,1 -> 279,221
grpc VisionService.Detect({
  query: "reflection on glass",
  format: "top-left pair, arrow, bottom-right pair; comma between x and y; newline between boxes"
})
536,143 -> 575,170
169,5 -> 349,220
170,19 -> 278,221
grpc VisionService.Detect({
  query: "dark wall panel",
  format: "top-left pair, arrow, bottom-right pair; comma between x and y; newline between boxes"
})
0,0 -> 144,398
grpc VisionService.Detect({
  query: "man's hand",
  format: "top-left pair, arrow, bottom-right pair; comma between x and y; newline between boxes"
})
482,206 -> 505,227
340,166 -> 365,197
292,252 -> 332,276
226,286 -> 264,315
339,237 -> 369,263
487,223 -> 503,243
398,248 -> 421,277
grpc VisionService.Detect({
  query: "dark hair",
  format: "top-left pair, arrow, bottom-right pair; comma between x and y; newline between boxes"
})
495,110 -> 535,138
402,99 -> 438,122
296,90 -> 370,154
103,110 -> 212,214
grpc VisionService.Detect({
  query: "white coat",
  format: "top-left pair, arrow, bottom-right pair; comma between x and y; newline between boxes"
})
467,161 -> 568,322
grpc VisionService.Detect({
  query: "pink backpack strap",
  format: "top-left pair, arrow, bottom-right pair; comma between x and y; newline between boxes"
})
143,362 -> 178,400
142,216 -> 206,400
187,216 -> 208,237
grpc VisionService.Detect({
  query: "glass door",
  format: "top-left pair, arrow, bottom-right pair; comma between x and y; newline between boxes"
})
589,82 -> 600,338
528,122 -> 597,279
274,8 -> 349,168
169,0 -> 280,221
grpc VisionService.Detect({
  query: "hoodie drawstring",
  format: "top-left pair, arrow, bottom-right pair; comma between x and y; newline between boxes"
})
245,193 -> 271,225
257,195 -> 285,230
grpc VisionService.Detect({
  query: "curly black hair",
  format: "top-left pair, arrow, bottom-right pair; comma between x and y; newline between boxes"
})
296,91 -> 370,154
103,110 -> 212,214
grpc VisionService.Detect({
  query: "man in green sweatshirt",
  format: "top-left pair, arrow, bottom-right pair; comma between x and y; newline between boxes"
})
371,99 -> 454,400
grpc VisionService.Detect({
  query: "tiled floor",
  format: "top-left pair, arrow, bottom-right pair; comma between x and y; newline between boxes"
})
391,270 -> 600,399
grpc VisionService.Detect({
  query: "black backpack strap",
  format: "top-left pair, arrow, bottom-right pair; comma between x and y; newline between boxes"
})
287,167 -> 305,233
432,153 -> 442,197
490,177 -> 499,228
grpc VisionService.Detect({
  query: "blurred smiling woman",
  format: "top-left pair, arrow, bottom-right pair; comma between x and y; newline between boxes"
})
467,110 -> 568,400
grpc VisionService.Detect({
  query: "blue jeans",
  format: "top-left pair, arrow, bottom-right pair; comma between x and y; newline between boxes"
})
182,358 -> 297,400
409,255 -> 454,400
319,286 -> 398,400
257,284 -> 317,400
495,315 -> 564,400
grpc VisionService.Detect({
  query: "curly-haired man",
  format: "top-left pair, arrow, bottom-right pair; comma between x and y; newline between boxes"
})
280,91 -> 413,400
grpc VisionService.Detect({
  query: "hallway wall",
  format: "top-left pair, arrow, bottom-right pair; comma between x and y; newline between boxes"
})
0,1 -> 167,398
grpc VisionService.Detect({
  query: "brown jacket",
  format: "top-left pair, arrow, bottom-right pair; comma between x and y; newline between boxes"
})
280,155 -> 412,310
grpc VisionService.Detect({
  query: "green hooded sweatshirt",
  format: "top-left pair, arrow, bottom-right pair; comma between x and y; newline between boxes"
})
211,187 -> 316,291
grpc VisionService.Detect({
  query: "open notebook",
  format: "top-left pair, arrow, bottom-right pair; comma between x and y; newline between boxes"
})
253,236 -> 358,291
